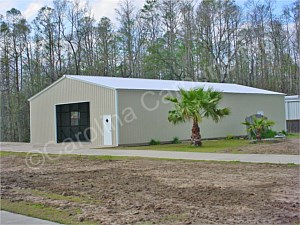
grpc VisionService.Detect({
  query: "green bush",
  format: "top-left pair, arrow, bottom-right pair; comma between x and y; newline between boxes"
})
261,129 -> 277,139
171,137 -> 181,144
242,117 -> 275,140
249,130 -> 256,139
226,134 -> 234,140
149,139 -> 160,145
249,129 -> 276,139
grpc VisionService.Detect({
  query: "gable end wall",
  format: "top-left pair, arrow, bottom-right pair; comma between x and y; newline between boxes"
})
30,78 -> 116,146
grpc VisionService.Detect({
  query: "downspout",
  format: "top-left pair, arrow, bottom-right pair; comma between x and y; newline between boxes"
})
115,89 -> 119,146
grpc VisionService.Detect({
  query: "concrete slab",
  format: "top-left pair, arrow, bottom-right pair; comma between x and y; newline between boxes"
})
0,211 -> 61,225
1,142 -> 299,164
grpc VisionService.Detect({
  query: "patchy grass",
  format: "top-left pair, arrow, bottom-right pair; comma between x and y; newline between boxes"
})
286,163 -> 298,167
116,139 -> 250,153
0,151 -> 28,157
68,154 -> 247,164
0,199 -> 97,225
287,133 -> 300,139
17,188 -> 101,204
77,154 -> 144,161
0,151 -> 242,163
0,151 -> 197,162
159,213 -> 189,223
0,151 -> 264,165
0,151 -> 147,161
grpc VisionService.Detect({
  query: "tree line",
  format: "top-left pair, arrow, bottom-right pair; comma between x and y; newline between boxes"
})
1,0 -> 299,142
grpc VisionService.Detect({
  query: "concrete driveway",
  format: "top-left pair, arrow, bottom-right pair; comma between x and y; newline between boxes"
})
1,142 -> 299,164
0,211 -> 60,225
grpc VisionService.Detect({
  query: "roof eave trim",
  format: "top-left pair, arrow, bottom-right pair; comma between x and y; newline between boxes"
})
66,75 -> 116,90
28,75 -> 117,102
115,87 -> 285,95
28,76 -> 66,102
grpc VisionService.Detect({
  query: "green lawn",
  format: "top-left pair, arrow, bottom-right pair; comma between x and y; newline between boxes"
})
114,133 -> 299,153
117,139 -> 250,153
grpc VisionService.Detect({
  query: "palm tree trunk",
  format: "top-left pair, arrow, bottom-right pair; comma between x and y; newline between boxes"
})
256,128 -> 261,141
191,120 -> 202,146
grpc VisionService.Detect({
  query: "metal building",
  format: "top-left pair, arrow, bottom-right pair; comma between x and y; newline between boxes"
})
28,75 -> 286,146
285,95 -> 300,133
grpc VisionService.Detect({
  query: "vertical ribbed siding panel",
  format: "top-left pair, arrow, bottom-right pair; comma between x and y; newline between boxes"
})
117,90 -> 192,145
30,78 -> 116,146
285,101 -> 300,120
117,90 -> 285,145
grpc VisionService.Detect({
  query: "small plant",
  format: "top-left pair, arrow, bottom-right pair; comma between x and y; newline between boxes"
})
171,137 -> 181,144
149,139 -> 160,145
242,117 -> 275,141
281,130 -> 288,136
287,163 -> 297,167
226,134 -> 234,140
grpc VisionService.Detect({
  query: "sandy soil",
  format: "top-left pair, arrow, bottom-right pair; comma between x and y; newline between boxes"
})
222,138 -> 300,155
1,154 -> 299,224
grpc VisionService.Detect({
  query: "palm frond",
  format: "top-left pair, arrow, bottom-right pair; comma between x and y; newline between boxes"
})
165,96 -> 178,103
166,87 -> 230,126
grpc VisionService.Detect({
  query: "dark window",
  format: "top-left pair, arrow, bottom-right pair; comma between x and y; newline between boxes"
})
56,102 -> 90,143
80,112 -> 89,126
61,113 -> 69,126
71,112 -> 80,126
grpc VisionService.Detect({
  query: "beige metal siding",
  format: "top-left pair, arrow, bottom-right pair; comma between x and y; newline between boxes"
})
117,90 -> 190,144
30,78 -> 116,146
205,93 -> 286,137
117,90 -> 285,145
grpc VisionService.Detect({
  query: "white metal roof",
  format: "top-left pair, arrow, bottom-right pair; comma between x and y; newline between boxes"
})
285,95 -> 299,102
66,75 -> 284,95
28,75 -> 284,101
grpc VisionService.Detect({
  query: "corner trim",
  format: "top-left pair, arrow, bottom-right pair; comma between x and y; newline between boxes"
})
115,90 -> 119,146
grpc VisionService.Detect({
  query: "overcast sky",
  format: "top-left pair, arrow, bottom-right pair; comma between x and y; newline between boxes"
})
0,0 -> 295,23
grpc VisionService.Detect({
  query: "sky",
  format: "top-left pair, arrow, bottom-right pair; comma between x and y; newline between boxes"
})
0,0 -> 296,23
0,0 -> 144,23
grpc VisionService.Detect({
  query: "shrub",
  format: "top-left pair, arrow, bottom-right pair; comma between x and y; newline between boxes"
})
149,139 -> 160,145
249,129 -> 276,139
242,116 -> 275,141
171,137 -> 181,144
226,134 -> 234,140
261,129 -> 277,139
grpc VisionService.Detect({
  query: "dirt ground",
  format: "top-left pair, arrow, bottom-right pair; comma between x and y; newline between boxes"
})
221,138 -> 300,155
1,154 -> 299,225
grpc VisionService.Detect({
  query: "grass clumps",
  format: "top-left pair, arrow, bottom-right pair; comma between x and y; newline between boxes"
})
149,139 -> 160,145
0,199 -> 97,225
171,137 -> 181,144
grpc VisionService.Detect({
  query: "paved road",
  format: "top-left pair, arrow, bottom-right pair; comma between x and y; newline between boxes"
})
0,211 -> 60,225
1,142 -> 299,164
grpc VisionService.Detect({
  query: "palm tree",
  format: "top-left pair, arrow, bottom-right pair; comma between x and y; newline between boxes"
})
166,88 -> 230,146
242,117 -> 275,141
